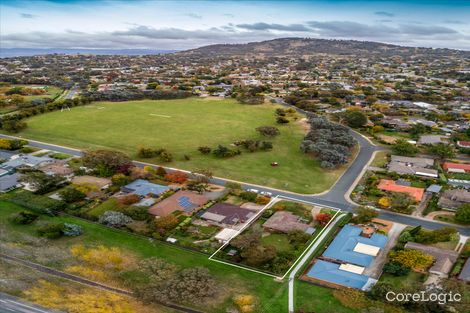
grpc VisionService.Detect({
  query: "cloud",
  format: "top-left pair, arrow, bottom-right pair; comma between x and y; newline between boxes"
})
223,13 -> 234,18
185,13 -> 202,19
443,20 -> 466,25
374,11 -> 394,17
20,13 -> 37,18
1,22 -> 468,51
236,22 -> 311,32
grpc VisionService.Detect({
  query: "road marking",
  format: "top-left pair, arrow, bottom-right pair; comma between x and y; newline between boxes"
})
150,113 -> 171,118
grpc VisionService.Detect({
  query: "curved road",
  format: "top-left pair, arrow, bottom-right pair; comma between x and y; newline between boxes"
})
1,124 -> 469,236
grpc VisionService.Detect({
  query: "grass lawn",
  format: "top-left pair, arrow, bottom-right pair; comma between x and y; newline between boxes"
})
0,200 -> 357,312
16,98 -> 343,193
261,233 -> 292,253
380,271 -> 427,289
295,281 -> 355,313
370,150 -> 389,168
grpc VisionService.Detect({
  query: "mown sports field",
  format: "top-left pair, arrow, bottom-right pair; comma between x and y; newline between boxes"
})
18,97 -> 344,193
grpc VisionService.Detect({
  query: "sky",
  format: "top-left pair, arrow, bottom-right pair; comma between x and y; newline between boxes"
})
1,0 -> 470,50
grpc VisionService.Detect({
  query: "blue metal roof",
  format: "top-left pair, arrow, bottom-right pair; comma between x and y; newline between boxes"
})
322,224 -> 388,267
123,179 -> 169,197
306,260 -> 369,289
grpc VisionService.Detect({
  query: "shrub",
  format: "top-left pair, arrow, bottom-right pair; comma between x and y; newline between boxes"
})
10,211 -> 39,225
377,196 -> 391,208
389,249 -> 434,270
164,171 -> 188,184
315,213 -> 332,226
225,182 -> 242,191
62,223 -> 83,237
276,116 -> 289,124
119,194 -> 140,205
122,206 -> 149,221
98,211 -> 133,227
37,223 -> 65,239
59,187 -> 86,203
455,204 -> 470,224
255,196 -> 270,205
8,192 -> 65,216
240,191 -> 257,202
256,126 -> 280,137
383,262 -> 410,276
156,166 -> 167,177
198,146 -> 211,154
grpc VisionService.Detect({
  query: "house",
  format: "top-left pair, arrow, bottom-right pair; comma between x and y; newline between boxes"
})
200,202 -> 256,226
148,190 -> 208,217
437,189 -> 470,211
404,242 -> 459,277
458,258 -> 470,282
377,179 -> 425,202
38,161 -> 74,177
121,179 -> 170,197
0,173 -> 22,192
214,228 -> 239,243
263,211 -> 313,234
0,154 -> 52,169
418,135 -> 449,145
457,141 -> 470,149
71,175 -> 111,190
387,155 -> 437,178
443,162 -> 470,173
305,224 -> 388,290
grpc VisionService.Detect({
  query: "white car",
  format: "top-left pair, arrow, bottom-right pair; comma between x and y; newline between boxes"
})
246,188 -> 259,193
260,191 -> 272,197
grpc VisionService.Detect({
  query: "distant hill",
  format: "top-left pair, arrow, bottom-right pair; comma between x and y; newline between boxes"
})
0,48 -> 178,58
180,37 -> 470,58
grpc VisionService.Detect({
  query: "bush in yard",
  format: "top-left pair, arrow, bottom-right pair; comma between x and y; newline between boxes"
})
156,166 -> 167,177
37,223 -> 65,239
164,171 -> 188,184
390,192 -> 413,213
414,227 -> 457,244
352,206 -> 378,224
138,257 -> 179,282
377,196 -> 391,208
0,138 -> 28,150
455,204 -> 470,224
59,187 -> 86,203
255,196 -> 270,205
62,223 -> 83,237
118,194 -> 140,205
19,171 -> 65,195
10,211 -> 39,225
383,262 -> 410,276
398,231 -> 413,243
98,211 -> 133,227
391,139 -> 419,156
159,151 -> 173,162
154,215 -> 179,234
389,249 -> 434,271
111,173 -> 131,186
239,191 -> 257,202
315,213 -> 332,226
122,206 -> 149,221
212,145 -> 241,158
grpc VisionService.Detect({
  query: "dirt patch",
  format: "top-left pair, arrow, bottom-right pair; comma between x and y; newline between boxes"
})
298,118 -> 311,134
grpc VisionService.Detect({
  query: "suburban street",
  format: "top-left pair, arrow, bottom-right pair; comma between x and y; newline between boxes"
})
1,132 -> 469,236
0,292 -> 62,313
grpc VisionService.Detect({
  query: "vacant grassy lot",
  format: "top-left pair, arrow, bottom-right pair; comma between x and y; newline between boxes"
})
18,98 -> 342,193
0,200 -> 356,313
0,84 -> 63,101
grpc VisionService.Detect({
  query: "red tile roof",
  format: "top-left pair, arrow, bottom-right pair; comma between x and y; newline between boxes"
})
377,179 -> 424,202
443,162 -> 470,172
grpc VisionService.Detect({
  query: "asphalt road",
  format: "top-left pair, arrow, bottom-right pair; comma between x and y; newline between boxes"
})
1,118 -> 470,235
64,85 -> 78,100
0,293 -> 61,313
